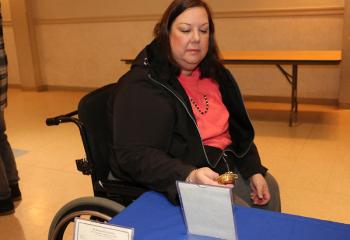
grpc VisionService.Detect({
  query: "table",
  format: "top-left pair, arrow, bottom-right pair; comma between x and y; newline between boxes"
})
110,191 -> 350,240
121,50 -> 342,126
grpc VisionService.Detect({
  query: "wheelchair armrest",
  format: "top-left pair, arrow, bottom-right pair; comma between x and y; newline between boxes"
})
46,111 -> 79,126
96,172 -> 148,206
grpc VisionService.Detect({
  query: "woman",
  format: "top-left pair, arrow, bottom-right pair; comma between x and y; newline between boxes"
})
109,0 -> 281,211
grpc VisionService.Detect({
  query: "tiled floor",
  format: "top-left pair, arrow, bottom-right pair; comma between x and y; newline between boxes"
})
0,88 -> 350,239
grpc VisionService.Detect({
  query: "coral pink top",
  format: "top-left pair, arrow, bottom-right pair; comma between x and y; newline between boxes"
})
178,69 -> 232,150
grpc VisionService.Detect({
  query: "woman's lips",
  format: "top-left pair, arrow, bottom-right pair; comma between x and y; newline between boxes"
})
187,49 -> 200,53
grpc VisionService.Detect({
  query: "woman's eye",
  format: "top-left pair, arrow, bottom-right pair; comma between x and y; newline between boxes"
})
180,29 -> 191,33
200,29 -> 209,34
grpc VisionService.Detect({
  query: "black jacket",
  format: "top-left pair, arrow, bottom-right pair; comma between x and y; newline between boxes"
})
109,40 -> 267,204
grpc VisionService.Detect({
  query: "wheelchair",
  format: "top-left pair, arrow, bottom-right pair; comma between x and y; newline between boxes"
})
45,83 -> 147,240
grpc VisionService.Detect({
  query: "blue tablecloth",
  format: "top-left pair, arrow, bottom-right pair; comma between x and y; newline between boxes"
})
110,191 -> 350,240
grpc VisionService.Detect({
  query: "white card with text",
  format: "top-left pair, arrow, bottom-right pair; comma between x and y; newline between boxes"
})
73,218 -> 134,240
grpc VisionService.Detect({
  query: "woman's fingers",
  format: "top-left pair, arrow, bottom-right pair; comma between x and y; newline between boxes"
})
192,167 -> 233,188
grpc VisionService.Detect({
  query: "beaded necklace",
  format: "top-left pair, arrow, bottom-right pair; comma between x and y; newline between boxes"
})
190,95 -> 209,115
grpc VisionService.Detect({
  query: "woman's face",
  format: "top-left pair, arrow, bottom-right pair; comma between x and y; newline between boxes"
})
169,7 -> 209,75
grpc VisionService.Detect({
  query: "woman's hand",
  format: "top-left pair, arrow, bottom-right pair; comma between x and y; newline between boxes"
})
249,173 -> 271,205
186,167 -> 233,188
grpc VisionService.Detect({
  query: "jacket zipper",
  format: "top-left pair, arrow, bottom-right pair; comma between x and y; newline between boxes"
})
225,72 -> 255,158
147,73 -> 211,166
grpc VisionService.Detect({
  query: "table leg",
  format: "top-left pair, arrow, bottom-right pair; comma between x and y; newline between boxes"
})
276,64 -> 298,126
290,64 -> 298,126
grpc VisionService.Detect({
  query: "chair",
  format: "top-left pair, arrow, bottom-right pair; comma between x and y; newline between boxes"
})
46,83 -> 147,240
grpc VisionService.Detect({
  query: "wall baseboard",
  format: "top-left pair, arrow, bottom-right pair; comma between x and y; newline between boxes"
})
10,84 -> 341,107
338,102 -> 350,109
9,84 -> 48,91
9,84 -> 88,92
8,84 -> 22,89
45,85 -> 94,92
244,95 -> 338,106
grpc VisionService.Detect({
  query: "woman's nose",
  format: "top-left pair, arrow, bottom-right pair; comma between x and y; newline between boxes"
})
192,30 -> 200,42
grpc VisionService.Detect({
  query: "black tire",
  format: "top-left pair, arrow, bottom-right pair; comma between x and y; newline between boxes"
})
48,196 -> 125,240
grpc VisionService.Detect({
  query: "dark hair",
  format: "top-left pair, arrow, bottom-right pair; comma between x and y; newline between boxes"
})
153,0 -> 223,78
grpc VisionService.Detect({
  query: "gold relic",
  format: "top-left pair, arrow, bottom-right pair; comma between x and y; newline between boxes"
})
217,171 -> 238,184
216,153 -> 238,185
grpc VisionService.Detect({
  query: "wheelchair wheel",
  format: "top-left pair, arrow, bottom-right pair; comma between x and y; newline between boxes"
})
48,196 -> 125,240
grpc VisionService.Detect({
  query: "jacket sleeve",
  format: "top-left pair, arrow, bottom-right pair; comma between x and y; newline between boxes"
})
220,68 -> 268,179
235,143 -> 267,179
110,77 -> 194,204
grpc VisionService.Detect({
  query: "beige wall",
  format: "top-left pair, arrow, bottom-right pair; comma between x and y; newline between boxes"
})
216,16 -> 342,99
31,0 -> 344,18
3,0 -> 348,104
3,25 -> 21,86
339,0 -> 350,108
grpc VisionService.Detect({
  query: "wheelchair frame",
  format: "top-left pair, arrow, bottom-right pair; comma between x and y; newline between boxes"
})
45,84 -> 146,240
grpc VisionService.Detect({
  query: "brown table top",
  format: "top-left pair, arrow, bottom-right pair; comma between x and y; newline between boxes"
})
221,50 -> 341,61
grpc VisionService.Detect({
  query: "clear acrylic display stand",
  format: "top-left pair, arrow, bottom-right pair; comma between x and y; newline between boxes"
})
177,181 -> 238,240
